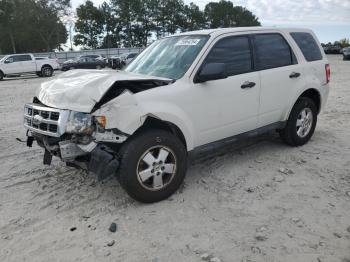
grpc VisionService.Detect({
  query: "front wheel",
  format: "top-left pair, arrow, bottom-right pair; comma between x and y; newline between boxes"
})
0,71 -> 3,81
118,129 -> 187,203
280,97 -> 317,146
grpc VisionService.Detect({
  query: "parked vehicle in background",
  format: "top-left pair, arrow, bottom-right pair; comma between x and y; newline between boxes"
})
343,47 -> 350,60
23,27 -> 330,203
323,45 -> 342,54
0,53 -> 59,80
108,52 -> 139,69
122,52 -> 138,65
108,55 -> 123,69
61,56 -> 106,71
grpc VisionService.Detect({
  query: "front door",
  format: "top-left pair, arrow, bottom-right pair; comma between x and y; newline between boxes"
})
3,55 -> 20,74
19,55 -> 36,72
186,35 -> 260,146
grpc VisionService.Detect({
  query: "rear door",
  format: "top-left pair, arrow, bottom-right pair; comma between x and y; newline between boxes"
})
19,55 -> 36,72
252,33 -> 304,127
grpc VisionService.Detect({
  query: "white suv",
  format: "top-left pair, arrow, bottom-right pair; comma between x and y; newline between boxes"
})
23,27 -> 330,203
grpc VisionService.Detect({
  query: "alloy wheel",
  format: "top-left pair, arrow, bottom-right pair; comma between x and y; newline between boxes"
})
136,145 -> 177,191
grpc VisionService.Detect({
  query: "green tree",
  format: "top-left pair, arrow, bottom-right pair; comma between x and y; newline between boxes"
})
100,1 -> 120,48
183,2 -> 206,31
338,38 -> 349,48
0,0 -> 17,53
0,0 -> 69,54
74,0 -> 104,49
204,0 -> 260,28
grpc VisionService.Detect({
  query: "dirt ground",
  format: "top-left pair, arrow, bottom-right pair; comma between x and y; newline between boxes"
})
0,55 -> 349,262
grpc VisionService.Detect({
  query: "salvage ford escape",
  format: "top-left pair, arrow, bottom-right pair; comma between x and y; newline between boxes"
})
23,27 -> 330,203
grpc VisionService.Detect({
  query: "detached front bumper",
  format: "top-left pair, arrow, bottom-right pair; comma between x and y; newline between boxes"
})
24,103 -> 120,180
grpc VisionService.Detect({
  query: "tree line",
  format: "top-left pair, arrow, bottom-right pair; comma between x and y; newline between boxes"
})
321,38 -> 349,48
0,0 -> 70,54
74,0 -> 261,49
0,0 -> 261,53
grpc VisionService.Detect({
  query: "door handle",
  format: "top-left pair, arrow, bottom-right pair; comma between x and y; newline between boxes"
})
241,81 -> 256,89
289,72 -> 301,78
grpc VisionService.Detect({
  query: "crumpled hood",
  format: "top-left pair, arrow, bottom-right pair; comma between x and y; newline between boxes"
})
37,69 -> 170,113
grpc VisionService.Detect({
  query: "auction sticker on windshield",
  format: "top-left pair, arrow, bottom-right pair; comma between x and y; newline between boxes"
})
175,39 -> 201,46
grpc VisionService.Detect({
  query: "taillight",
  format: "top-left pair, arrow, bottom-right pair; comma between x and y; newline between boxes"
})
325,64 -> 330,84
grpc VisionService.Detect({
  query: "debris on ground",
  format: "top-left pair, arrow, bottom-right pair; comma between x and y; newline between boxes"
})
109,222 -> 117,233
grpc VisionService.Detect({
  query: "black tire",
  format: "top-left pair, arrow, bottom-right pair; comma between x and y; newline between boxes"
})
41,66 -> 53,77
118,129 -> 187,203
280,97 -> 317,146
96,65 -> 102,70
36,72 -> 43,77
0,71 -> 3,81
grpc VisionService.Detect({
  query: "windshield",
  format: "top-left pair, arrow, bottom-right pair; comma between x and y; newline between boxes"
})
0,56 -> 6,62
125,35 -> 209,80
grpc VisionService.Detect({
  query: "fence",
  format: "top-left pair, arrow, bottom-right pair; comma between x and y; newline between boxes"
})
1,47 -> 144,64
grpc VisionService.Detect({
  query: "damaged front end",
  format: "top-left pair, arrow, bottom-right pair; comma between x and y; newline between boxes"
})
23,70 -> 173,180
23,102 -> 125,180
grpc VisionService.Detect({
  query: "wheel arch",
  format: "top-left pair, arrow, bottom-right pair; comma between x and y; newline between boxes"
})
41,64 -> 53,70
133,116 -> 188,150
284,88 -> 321,121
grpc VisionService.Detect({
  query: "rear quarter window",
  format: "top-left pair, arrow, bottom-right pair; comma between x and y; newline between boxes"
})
290,32 -> 323,62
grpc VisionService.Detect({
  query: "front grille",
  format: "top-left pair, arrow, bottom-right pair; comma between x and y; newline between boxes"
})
24,103 -> 69,137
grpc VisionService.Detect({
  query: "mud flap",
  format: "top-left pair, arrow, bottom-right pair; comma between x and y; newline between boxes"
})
88,144 -> 119,181
43,149 -> 52,165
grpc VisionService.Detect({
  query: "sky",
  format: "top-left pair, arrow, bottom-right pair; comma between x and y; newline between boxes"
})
71,0 -> 350,43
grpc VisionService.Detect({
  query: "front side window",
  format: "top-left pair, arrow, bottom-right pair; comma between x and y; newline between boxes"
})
253,33 -> 296,70
125,35 -> 209,80
5,56 -> 18,63
290,32 -> 322,62
203,35 -> 252,76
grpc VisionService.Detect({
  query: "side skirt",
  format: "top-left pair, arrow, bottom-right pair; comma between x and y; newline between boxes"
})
189,121 -> 286,156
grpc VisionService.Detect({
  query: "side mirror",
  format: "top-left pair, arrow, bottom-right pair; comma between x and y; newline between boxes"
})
194,63 -> 227,83
4,59 -> 11,64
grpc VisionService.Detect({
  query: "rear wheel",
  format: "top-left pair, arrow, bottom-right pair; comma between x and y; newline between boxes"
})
118,129 -> 187,203
0,71 -> 3,81
280,97 -> 317,146
41,66 -> 53,77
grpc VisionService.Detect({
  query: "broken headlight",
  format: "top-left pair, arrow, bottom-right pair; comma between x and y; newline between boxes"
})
66,111 -> 93,134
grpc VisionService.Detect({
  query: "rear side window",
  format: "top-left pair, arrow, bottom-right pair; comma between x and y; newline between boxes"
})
19,55 -> 32,61
290,32 -> 322,62
253,33 -> 296,70
205,36 -> 252,76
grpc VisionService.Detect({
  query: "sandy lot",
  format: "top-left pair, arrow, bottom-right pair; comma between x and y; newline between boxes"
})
0,55 -> 349,262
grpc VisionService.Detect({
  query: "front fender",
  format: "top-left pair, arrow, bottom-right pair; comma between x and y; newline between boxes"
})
93,91 -> 196,151
140,101 -> 196,150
